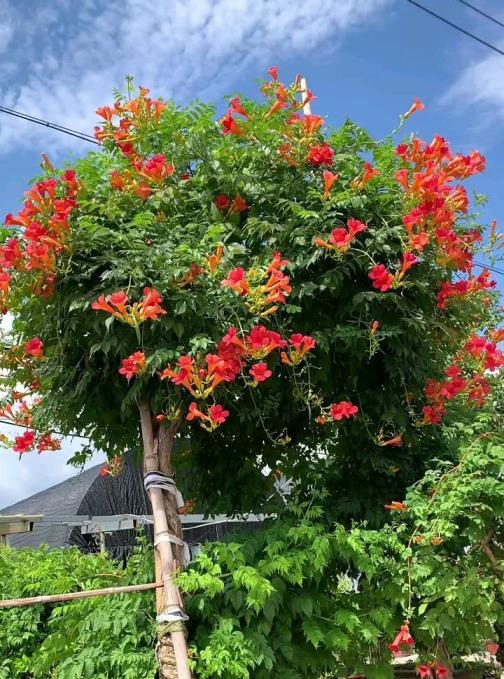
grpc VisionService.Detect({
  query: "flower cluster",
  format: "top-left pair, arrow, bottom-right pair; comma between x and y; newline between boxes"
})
119,351 -> 147,381
436,269 -> 495,309
214,194 -> 248,215
94,86 -> 166,155
315,218 -> 367,255
91,288 -> 166,327
280,334 -> 316,366
221,252 -> 291,316
220,96 -> 251,136
422,333 -> 503,424
368,252 -> 419,292
395,133 -> 491,293
110,153 -> 175,199
317,400 -> 359,424
0,401 -> 33,427
1,171 -> 80,306
416,663 -> 449,679
156,324 -> 315,430
186,403 -> 230,432
6,429 -> 60,454
99,455 -> 123,477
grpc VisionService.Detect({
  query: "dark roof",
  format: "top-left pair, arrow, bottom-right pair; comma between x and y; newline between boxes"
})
0,453 -> 262,557
1,464 -> 102,549
0,453 -> 151,554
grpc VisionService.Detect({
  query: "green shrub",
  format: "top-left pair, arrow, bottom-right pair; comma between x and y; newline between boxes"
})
0,540 -> 156,678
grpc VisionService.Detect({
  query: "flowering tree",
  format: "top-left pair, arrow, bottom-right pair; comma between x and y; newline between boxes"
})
0,70 -> 502,677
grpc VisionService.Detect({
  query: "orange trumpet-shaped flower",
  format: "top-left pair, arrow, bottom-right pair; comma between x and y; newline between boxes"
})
268,66 -> 278,81
378,434 -> 403,447
220,111 -> 245,136
403,97 -> 425,119
229,97 -> 250,119
351,161 -> 380,190
230,195 -> 248,213
384,501 -> 407,511
315,219 -> 367,254
206,244 -> 224,274
302,114 -> 324,135
388,623 -> 414,655
96,106 -> 115,123
221,268 -> 249,296
266,84 -> 289,118
322,171 -> 338,200
186,402 -> 230,431
396,252 -> 419,282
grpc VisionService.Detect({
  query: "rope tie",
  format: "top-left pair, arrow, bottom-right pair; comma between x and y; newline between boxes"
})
144,472 -> 191,566
157,621 -> 185,637
154,531 -> 185,548
144,471 -> 185,510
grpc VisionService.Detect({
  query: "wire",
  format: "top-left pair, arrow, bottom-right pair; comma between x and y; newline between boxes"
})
473,261 -> 504,276
0,106 -> 99,144
0,419 -> 90,440
455,0 -> 504,30
405,0 -> 504,56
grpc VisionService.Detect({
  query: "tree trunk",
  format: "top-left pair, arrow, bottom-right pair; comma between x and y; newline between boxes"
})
139,401 -> 192,679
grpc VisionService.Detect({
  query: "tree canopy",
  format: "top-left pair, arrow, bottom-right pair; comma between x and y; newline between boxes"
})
1,72 -> 501,519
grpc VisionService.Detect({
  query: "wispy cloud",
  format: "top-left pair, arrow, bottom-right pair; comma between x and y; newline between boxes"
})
0,0 -> 390,154
444,45 -> 504,127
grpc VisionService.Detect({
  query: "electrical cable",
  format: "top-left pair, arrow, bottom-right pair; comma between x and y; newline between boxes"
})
473,260 -> 504,275
405,0 -> 504,56
0,105 -> 99,144
0,419 -> 90,440
455,0 -> 504,30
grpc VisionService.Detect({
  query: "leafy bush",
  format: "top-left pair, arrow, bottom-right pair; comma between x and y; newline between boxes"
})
179,406 -> 504,679
0,541 -> 156,678
1,403 -> 502,679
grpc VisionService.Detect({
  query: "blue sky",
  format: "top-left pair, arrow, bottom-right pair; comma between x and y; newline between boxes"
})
1,0 -> 503,506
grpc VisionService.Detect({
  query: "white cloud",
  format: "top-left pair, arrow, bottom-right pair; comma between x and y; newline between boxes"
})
444,49 -> 504,126
0,0 -> 390,154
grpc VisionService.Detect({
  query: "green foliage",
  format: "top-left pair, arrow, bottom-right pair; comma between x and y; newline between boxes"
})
0,540 -> 156,678
0,399 -> 501,679
178,408 -> 503,678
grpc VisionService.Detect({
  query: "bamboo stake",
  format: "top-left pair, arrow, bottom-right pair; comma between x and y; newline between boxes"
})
140,401 -> 192,679
0,582 -> 162,609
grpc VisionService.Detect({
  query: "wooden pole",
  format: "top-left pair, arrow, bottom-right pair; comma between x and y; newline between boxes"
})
140,401 -> 192,679
0,581 -> 162,609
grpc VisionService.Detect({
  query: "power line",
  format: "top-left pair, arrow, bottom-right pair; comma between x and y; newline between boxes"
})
0,106 -> 99,145
405,0 -> 504,56
455,0 -> 504,30
0,419 -> 90,440
473,261 -> 504,276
